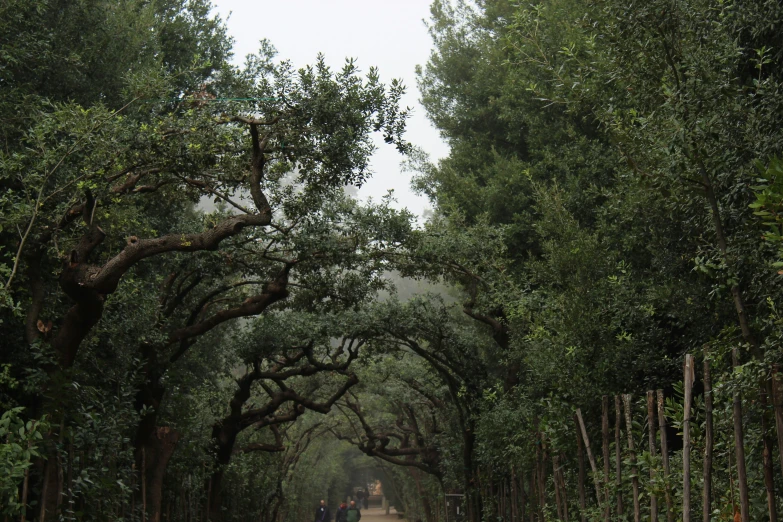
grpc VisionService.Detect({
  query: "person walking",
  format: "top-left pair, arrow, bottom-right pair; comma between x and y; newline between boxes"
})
314,500 -> 332,522
335,502 -> 348,522
346,501 -> 362,522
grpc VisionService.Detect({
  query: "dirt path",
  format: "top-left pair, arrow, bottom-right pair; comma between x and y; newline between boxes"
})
358,507 -> 405,522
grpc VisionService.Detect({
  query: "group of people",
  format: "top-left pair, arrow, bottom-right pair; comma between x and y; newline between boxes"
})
314,500 -> 362,522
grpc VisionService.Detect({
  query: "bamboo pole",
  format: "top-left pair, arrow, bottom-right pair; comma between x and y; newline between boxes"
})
703,352 -> 713,522
575,414 -> 587,522
683,355 -> 694,522
623,394 -> 640,522
656,390 -> 673,522
731,347 -> 750,522
602,396 -> 610,522
576,409 -> 603,503
646,391 -> 658,522
615,396 -> 623,517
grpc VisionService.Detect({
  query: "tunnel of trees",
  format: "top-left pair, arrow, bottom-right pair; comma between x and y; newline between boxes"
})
3,0 -> 783,521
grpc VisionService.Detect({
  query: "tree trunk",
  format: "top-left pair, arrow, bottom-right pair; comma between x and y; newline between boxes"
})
557,455 -> 569,522
537,434 -> 547,522
703,353 -> 713,522
683,355 -> 694,522
623,395 -> 640,522
614,397 -> 623,517
575,414 -> 587,522
773,365 -> 783,483
553,455 -> 564,521
761,388 -> 778,522
601,396 -> 610,522
142,427 -> 181,522
463,427 -> 482,522
528,473 -> 536,522
646,391 -> 658,522
656,390 -> 673,522
732,347 -> 750,522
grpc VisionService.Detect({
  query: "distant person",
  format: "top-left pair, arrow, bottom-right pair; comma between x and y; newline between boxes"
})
314,500 -> 331,522
346,501 -> 362,522
356,490 -> 364,510
335,502 -> 348,522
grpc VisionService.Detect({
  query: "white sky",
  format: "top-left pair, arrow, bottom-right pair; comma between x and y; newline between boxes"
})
210,0 -> 450,219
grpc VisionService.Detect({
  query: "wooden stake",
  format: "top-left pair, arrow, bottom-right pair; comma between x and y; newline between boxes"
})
575,414 -> 587,522
683,355 -> 694,522
656,390 -> 673,522
575,409 -> 603,503
615,396 -> 624,517
623,394 -> 640,522
732,347 -> 750,522
703,351 -> 713,522
646,391 -> 658,522
602,396 -> 610,522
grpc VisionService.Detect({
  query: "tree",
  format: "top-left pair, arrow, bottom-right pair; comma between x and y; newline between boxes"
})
2,28 -> 411,519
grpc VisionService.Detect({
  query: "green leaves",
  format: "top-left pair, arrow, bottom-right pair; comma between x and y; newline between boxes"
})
0,408 -> 48,517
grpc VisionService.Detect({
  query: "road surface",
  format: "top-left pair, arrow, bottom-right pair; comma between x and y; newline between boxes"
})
359,507 -> 405,522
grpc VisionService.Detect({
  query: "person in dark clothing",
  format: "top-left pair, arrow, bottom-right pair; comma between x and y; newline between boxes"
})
314,500 -> 331,522
346,501 -> 362,522
335,502 -> 348,522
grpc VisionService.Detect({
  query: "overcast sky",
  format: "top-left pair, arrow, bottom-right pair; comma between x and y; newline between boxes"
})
210,0 -> 450,219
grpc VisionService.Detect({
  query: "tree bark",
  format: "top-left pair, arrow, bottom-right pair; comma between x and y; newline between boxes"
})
142,427 -> 180,522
